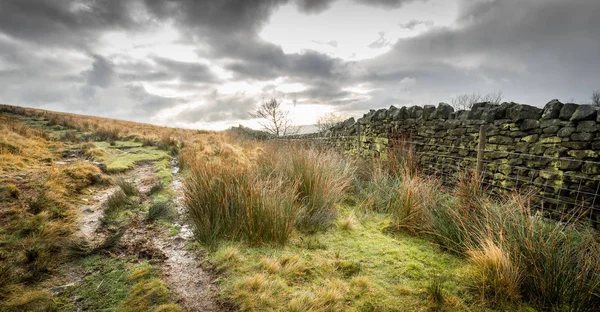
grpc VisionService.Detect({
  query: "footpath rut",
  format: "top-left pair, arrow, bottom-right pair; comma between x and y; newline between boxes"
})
70,159 -> 220,311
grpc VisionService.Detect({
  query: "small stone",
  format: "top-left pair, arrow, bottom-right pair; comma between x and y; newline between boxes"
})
582,163 -> 600,175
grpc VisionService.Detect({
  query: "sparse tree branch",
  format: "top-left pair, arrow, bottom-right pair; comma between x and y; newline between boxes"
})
250,98 -> 297,136
592,90 -> 600,107
316,113 -> 345,134
450,91 -> 504,111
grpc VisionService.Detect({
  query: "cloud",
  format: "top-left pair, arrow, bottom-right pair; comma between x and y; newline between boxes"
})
1,0 -> 599,129
84,55 -> 114,88
367,32 -> 392,49
398,19 -> 434,30
171,91 -> 257,123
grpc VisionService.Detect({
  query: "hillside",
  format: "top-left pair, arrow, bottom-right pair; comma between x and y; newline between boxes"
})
1,104 -> 599,312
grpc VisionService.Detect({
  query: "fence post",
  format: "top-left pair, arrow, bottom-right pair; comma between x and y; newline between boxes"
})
476,124 -> 487,178
357,124 -> 361,156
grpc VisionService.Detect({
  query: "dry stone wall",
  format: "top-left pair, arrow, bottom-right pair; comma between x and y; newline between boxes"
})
327,100 -> 600,225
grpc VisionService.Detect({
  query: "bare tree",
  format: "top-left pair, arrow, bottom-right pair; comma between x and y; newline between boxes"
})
592,90 -> 600,106
250,98 -> 297,136
450,91 -> 504,110
315,113 -> 345,134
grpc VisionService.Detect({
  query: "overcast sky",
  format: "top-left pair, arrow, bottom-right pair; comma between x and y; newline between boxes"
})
1,0 -> 599,130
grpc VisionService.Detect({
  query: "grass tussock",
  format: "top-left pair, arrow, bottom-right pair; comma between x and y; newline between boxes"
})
115,177 -> 137,196
184,160 -> 297,247
146,201 -> 176,222
424,172 -> 600,311
100,189 -> 132,226
262,146 -> 354,233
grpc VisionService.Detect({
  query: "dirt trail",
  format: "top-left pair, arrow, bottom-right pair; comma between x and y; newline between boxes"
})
123,161 -> 220,312
152,164 -> 219,311
66,159 -> 220,311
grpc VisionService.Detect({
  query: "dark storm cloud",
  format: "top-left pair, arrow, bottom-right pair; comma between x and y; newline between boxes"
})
172,92 -> 257,123
0,0 -> 144,48
296,0 -> 421,14
85,55 -> 114,88
2,0 -> 600,128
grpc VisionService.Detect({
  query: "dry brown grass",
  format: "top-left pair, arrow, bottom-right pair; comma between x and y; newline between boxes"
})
467,239 -> 521,305
0,114 -> 106,309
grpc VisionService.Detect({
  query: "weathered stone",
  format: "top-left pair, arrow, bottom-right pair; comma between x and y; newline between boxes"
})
508,158 -> 523,166
488,135 -> 513,145
342,117 -> 355,128
544,147 -> 567,158
391,106 -> 408,120
486,151 -> 509,159
558,159 -> 582,170
557,126 -> 576,137
407,106 -> 423,119
422,105 -> 436,120
539,169 -> 563,180
576,120 -> 597,133
519,119 -> 539,131
506,104 -> 542,121
507,131 -> 527,138
559,103 -> 579,120
521,134 -> 539,143
567,150 -> 598,159
540,118 -> 564,128
570,105 -> 597,121
531,144 -> 545,154
431,102 -> 454,120
571,132 -> 594,141
542,126 -> 560,134
373,108 -> 387,121
592,140 -> 600,150
561,141 -> 590,149
539,136 -> 561,144
541,99 -> 563,120
582,163 -> 600,175
515,142 -> 529,153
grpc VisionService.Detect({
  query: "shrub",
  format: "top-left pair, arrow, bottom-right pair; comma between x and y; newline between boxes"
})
183,161 -> 297,247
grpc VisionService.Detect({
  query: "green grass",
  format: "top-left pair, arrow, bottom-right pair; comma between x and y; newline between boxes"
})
96,145 -> 170,172
207,209 -> 477,311
58,256 -> 180,311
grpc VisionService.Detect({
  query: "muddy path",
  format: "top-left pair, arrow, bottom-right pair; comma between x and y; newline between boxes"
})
119,160 -> 221,312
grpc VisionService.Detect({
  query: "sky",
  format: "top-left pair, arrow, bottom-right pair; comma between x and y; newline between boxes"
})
1,0 -> 599,131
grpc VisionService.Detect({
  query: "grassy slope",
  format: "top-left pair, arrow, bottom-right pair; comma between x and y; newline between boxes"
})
208,210 -> 482,311
0,112 -> 181,311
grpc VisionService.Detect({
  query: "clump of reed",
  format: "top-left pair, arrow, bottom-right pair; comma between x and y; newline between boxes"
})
183,160 -> 297,247
262,146 -> 354,233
